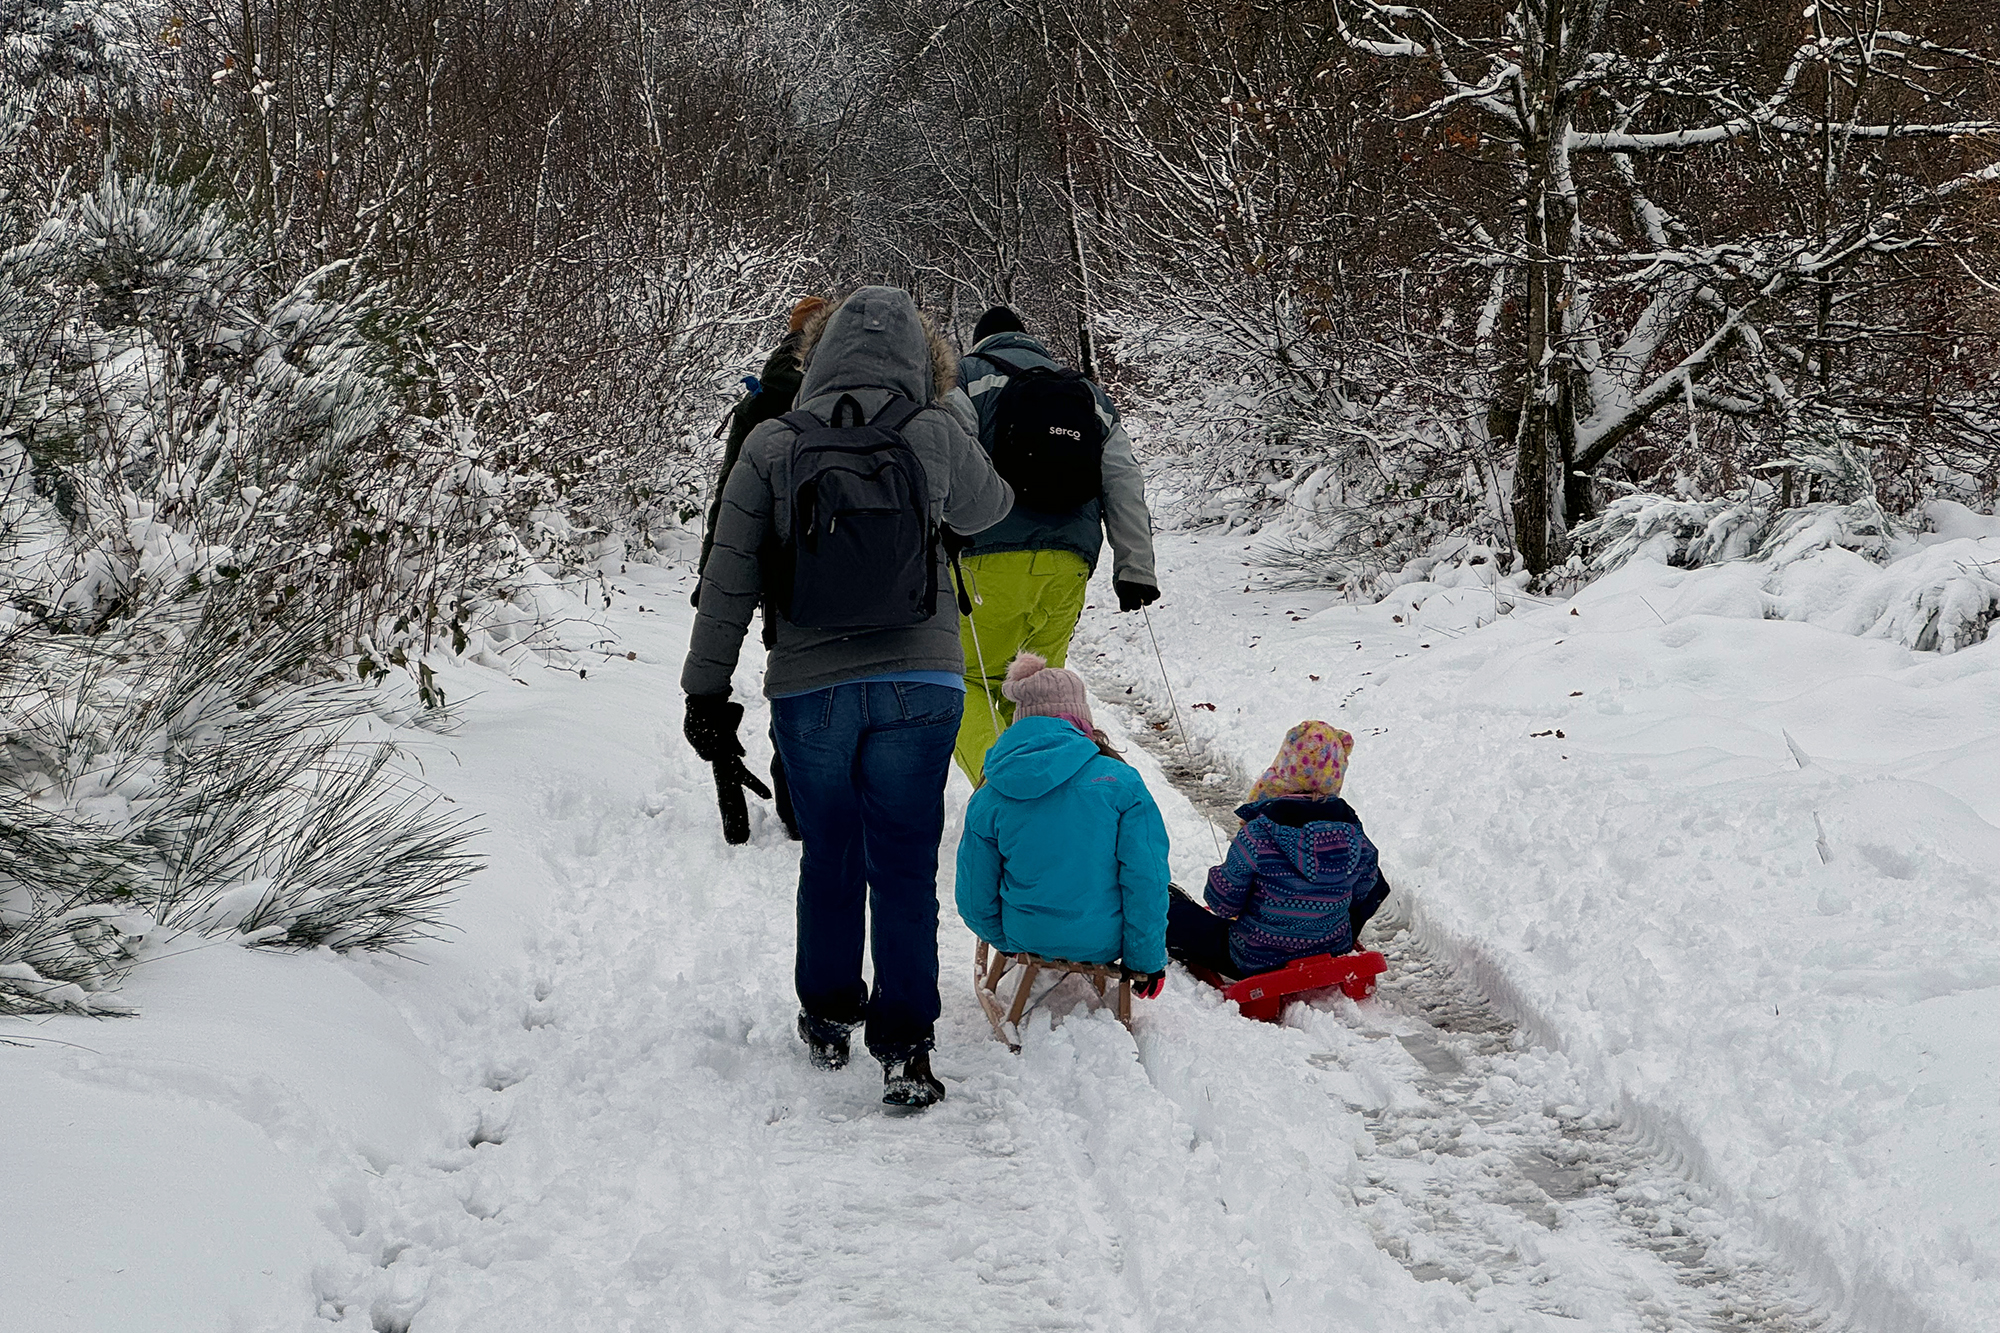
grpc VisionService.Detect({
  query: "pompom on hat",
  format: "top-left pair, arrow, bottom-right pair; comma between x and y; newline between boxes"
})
1246,720 -> 1355,802
1001,652 -> 1093,731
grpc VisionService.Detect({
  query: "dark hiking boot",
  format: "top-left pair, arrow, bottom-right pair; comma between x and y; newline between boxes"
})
881,1052 -> 945,1110
798,1012 -> 852,1071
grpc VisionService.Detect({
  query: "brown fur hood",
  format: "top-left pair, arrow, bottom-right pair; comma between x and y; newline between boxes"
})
794,286 -> 960,404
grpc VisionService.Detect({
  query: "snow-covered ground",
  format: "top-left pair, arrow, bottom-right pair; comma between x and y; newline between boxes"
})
4,525 -> 1995,1333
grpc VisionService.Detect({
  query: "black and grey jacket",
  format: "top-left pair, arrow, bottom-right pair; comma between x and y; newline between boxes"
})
957,331 -> 1157,585
698,331 -> 808,584
682,288 -> 1015,699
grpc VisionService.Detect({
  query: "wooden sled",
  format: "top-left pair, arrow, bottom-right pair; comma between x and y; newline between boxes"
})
974,939 -> 1133,1052
1186,951 -> 1387,1023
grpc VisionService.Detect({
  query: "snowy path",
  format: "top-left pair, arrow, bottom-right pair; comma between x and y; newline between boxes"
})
1072,530 -> 1998,1333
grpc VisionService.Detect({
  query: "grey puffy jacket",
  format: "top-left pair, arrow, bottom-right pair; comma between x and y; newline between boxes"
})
682,288 -> 1015,699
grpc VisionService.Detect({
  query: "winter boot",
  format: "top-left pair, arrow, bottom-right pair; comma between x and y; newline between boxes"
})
797,1012 -> 852,1070
881,1052 -> 945,1110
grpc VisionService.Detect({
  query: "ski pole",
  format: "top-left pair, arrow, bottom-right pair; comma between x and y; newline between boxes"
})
1142,604 -> 1225,860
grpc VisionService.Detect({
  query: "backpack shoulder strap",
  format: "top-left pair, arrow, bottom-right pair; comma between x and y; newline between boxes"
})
869,394 -> 927,434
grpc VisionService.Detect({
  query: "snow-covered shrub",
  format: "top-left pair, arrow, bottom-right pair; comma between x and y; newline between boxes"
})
1572,424 -> 1912,574
1,123 -> 499,1013
1251,527 -> 1525,606
1568,491 -> 1768,572
8,169 -> 514,668
1568,425 -> 1999,655
0,126 -> 626,688
494,233 -> 818,569
0,0 -> 149,101
1106,296 -> 1512,588
0,590 -> 480,1015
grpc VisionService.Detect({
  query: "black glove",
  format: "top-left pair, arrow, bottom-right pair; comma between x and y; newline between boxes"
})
711,755 -> 772,845
1128,968 -> 1166,1000
690,695 -> 771,845
714,754 -> 772,800
1115,580 -> 1160,613
684,693 -> 745,763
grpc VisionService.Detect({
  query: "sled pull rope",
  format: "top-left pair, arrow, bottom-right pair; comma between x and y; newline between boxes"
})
1143,605 -> 1225,860
958,560 -> 1004,745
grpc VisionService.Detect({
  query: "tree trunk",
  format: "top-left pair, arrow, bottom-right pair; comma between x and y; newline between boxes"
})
1513,240 -> 1552,575
1513,0 -> 1591,574
1513,6 -> 1559,575
1063,56 -> 1097,381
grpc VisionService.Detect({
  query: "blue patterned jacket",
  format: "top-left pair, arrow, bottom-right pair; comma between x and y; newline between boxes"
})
1205,795 -> 1385,974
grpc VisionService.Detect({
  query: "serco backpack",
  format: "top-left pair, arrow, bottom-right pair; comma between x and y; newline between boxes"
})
769,393 -> 937,630
980,352 -> 1106,513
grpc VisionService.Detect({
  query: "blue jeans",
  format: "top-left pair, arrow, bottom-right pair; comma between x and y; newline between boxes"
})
772,681 -> 963,1063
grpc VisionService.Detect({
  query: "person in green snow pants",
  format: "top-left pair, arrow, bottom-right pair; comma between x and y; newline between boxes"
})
953,308 -> 1161,785
954,548 -> 1093,779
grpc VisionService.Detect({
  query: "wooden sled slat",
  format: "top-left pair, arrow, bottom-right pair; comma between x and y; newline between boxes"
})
973,940 -> 1020,1051
974,941 -> 1136,1051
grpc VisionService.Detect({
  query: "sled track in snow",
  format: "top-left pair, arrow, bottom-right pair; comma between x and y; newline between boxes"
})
1104,687 -> 1839,1333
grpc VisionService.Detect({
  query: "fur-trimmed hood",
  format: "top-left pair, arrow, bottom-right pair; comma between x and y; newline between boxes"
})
796,286 -> 958,404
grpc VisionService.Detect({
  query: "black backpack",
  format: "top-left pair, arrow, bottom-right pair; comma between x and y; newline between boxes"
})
980,352 -> 1106,513
767,393 -> 938,630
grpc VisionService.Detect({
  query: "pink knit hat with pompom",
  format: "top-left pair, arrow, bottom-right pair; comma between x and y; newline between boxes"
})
1001,653 -> 1093,730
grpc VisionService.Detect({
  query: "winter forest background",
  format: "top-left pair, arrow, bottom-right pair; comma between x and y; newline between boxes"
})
4,0 -> 1998,1015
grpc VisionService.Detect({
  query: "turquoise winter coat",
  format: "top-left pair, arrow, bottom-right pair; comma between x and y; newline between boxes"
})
955,716 -> 1170,973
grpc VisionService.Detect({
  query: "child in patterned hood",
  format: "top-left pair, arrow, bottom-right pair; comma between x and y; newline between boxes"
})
1166,721 -> 1392,979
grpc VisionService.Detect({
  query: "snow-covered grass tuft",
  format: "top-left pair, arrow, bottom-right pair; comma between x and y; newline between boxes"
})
0,591 -> 480,1014
0,793 -> 147,1016
1252,530 -> 1528,606
190,744 -> 476,952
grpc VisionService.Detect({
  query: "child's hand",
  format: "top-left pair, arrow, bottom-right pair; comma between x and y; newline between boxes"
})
1128,969 -> 1166,1000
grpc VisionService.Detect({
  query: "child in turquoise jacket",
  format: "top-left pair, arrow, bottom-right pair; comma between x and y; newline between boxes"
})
955,654 -> 1170,991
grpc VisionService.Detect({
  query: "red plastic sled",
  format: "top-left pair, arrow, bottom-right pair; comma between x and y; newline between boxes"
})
1188,951 -> 1387,1023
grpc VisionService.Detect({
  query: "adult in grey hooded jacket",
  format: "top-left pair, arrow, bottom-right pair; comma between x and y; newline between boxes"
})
681,287 -> 1012,1098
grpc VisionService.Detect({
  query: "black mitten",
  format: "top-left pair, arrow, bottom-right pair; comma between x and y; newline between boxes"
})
711,755 -> 773,845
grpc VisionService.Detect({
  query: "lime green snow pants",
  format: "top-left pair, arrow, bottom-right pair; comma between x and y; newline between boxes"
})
954,548 -> 1093,785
